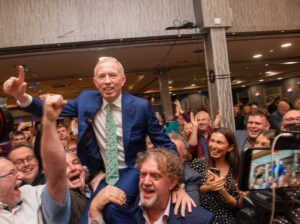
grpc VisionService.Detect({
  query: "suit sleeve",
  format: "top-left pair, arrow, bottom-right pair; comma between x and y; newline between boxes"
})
145,101 -> 177,153
22,97 -> 78,118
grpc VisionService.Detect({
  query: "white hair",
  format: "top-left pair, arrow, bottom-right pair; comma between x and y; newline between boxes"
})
94,56 -> 125,76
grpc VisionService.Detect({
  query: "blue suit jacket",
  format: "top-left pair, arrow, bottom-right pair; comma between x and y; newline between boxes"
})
183,163 -> 202,206
134,200 -> 214,224
24,91 -> 177,173
234,130 -> 248,156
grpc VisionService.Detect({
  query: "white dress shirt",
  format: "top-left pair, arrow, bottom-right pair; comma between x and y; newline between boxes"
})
92,94 -> 126,169
17,93 -> 127,169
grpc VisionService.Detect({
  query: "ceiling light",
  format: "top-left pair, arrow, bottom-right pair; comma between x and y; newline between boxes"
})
265,64 -> 269,67
265,71 -> 278,76
259,79 -> 264,82
78,78 -> 82,81
172,93 -> 176,96
253,54 -> 262,58
277,77 -> 283,80
281,43 -> 292,48
269,49 -> 274,52
191,84 -> 196,87
281,61 -> 299,65
241,85 -> 246,87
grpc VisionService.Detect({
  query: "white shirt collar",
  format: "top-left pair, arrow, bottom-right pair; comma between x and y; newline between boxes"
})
102,94 -> 122,109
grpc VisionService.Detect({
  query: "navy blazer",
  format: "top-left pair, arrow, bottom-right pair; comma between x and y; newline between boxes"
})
24,91 -> 177,172
133,200 -> 214,224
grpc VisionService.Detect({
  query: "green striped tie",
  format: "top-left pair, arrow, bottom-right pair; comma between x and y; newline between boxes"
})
105,103 -> 119,185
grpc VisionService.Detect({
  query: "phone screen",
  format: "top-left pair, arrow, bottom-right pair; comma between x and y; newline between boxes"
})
248,149 -> 300,190
165,121 -> 179,134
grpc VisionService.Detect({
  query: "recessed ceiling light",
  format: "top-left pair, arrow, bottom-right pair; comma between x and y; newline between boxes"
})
259,79 -> 264,82
265,64 -> 269,66
269,49 -> 274,52
277,77 -> 283,80
241,85 -> 246,87
78,78 -> 82,81
172,93 -> 176,95
191,84 -> 196,87
281,43 -> 292,48
281,61 -> 299,65
253,54 -> 262,58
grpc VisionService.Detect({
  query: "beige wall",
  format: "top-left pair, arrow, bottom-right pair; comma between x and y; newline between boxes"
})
228,0 -> 300,32
0,0 -> 196,48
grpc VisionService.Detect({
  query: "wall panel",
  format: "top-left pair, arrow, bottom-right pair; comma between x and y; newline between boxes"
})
0,0 -> 196,48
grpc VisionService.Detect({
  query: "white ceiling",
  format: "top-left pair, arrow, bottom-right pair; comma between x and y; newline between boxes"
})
1,32 -> 300,105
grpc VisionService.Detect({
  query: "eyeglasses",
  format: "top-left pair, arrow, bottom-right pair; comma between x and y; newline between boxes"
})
13,155 -> 36,167
0,169 -> 17,179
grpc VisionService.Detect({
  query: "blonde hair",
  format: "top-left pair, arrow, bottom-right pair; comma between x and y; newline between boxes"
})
136,147 -> 183,190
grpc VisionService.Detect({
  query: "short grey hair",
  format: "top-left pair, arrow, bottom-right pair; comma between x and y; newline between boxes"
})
94,56 -> 125,76
195,111 -> 211,120
168,132 -> 189,149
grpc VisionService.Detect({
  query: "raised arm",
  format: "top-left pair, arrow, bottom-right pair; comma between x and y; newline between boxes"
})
41,94 -> 67,202
188,112 -> 199,146
3,66 -> 30,103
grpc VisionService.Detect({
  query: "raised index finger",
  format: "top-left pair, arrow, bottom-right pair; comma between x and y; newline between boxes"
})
17,65 -> 25,84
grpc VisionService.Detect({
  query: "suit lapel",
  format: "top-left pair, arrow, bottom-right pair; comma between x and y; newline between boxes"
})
84,93 -> 102,119
121,93 -> 135,155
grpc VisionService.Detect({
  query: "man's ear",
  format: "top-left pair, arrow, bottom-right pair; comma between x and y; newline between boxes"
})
93,77 -> 99,89
121,75 -> 126,86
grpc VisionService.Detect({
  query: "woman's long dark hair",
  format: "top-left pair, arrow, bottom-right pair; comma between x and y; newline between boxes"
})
206,127 -> 240,181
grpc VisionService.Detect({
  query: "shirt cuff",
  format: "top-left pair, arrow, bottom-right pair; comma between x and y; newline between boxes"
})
88,212 -> 106,224
17,94 -> 33,107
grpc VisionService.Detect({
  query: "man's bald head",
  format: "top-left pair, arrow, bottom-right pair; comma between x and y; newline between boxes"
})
281,110 -> 300,131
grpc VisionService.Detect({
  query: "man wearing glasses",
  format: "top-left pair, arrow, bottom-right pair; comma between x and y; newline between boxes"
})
7,144 -> 45,186
0,158 -> 47,223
